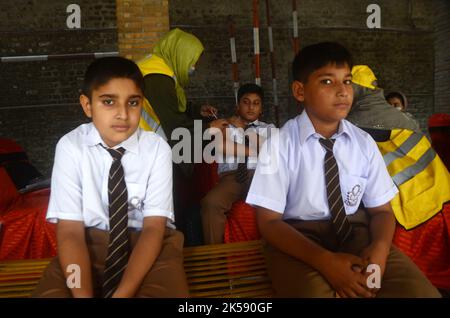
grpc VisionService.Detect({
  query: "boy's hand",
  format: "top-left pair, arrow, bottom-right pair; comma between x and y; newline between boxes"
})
209,118 -> 229,131
359,242 -> 390,293
200,105 -> 218,118
227,115 -> 246,128
320,252 -> 375,298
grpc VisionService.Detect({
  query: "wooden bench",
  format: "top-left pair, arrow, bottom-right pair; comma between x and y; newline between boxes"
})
0,240 -> 273,298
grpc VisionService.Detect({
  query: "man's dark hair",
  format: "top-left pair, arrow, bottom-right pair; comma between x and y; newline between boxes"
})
385,92 -> 405,106
292,42 -> 353,83
82,56 -> 144,99
237,83 -> 264,103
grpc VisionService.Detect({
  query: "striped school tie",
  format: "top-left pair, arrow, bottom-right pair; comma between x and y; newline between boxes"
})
319,138 -> 353,244
102,147 -> 129,298
235,124 -> 256,184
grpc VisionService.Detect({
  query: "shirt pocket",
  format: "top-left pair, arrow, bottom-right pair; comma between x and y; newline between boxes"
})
339,174 -> 367,214
126,182 -> 146,219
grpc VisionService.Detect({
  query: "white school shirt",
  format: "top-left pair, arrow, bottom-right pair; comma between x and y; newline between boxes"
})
47,123 -> 174,230
217,120 -> 276,175
246,111 -> 398,220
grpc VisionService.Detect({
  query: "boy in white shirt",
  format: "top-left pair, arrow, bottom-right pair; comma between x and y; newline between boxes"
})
32,57 -> 189,298
201,83 -> 275,244
246,42 -> 440,297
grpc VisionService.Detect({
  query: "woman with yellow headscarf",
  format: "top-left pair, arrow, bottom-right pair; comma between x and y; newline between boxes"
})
138,28 -> 227,175
138,29 -> 227,237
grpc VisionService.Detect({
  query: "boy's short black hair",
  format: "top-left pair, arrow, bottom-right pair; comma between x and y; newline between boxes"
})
82,56 -> 144,99
292,42 -> 353,83
237,83 -> 264,103
385,92 -> 405,106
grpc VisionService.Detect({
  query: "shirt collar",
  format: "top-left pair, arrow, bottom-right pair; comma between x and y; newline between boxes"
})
298,111 -> 351,146
229,119 -> 261,129
249,119 -> 260,127
84,123 -> 140,155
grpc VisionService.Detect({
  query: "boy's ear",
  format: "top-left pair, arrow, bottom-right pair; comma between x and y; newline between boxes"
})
292,81 -> 305,103
80,94 -> 92,118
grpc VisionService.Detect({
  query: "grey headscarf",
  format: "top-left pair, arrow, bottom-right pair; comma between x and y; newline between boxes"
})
347,84 -> 422,133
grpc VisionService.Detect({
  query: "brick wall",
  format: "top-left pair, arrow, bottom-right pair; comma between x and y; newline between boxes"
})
0,0 -> 446,176
116,0 -> 169,61
169,0 -> 437,130
434,0 -> 450,114
0,0 -> 118,176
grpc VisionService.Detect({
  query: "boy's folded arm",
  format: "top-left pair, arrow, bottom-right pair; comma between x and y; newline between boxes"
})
366,202 -> 395,248
256,206 -> 374,298
362,202 -> 396,277
57,219 -> 93,298
113,216 -> 167,298
256,206 -> 333,272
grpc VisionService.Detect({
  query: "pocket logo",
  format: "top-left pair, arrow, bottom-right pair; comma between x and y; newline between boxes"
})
345,184 -> 362,206
128,196 -> 143,211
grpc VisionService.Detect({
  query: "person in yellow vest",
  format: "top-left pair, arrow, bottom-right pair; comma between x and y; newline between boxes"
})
348,65 -> 450,230
347,65 -> 421,133
137,28 -> 228,235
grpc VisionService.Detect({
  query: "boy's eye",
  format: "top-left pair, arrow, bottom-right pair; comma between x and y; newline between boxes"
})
344,79 -> 352,85
129,99 -> 140,107
321,79 -> 332,85
103,99 -> 114,106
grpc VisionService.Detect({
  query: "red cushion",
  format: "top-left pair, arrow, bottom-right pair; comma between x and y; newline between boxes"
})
429,130 -> 450,171
0,188 -> 56,260
0,167 -> 19,215
393,203 -> 450,289
224,200 -> 261,243
0,138 -> 24,154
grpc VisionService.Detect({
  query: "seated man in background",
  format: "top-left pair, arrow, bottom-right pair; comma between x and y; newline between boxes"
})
201,83 -> 275,245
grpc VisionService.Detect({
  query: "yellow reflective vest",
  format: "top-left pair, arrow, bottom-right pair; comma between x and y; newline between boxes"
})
376,129 -> 450,229
137,54 -> 175,138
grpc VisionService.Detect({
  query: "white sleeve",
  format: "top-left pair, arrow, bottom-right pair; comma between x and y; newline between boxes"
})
142,140 -> 174,221
46,137 -> 84,223
246,131 -> 289,214
362,136 -> 399,208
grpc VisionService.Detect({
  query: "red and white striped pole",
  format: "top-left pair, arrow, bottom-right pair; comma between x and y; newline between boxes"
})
252,0 -> 261,86
228,17 -> 240,105
265,0 -> 279,127
292,0 -> 300,55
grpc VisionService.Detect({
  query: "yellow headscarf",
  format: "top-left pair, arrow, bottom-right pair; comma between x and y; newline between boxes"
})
152,28 -> 204,112
351,65 -> 378,90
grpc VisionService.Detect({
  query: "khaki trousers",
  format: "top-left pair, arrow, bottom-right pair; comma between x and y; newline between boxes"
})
201,170 -> 254,245
32,227 -> 189,298
264,209 -> 441,298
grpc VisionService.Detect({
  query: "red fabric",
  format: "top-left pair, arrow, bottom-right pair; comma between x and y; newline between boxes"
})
174,162 -> 220,212
428,113 -> 450,127
429,130 -> 450,171
393,203 -> 450,289
428,113 -> 450,170
190,162 -> 220,206
0,138 -> 24,154
224,200 -> 261,243
0,139 -> 22,214
0,167 -> 19,215
194,163 -> 261,244
0,188 -> 56,260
